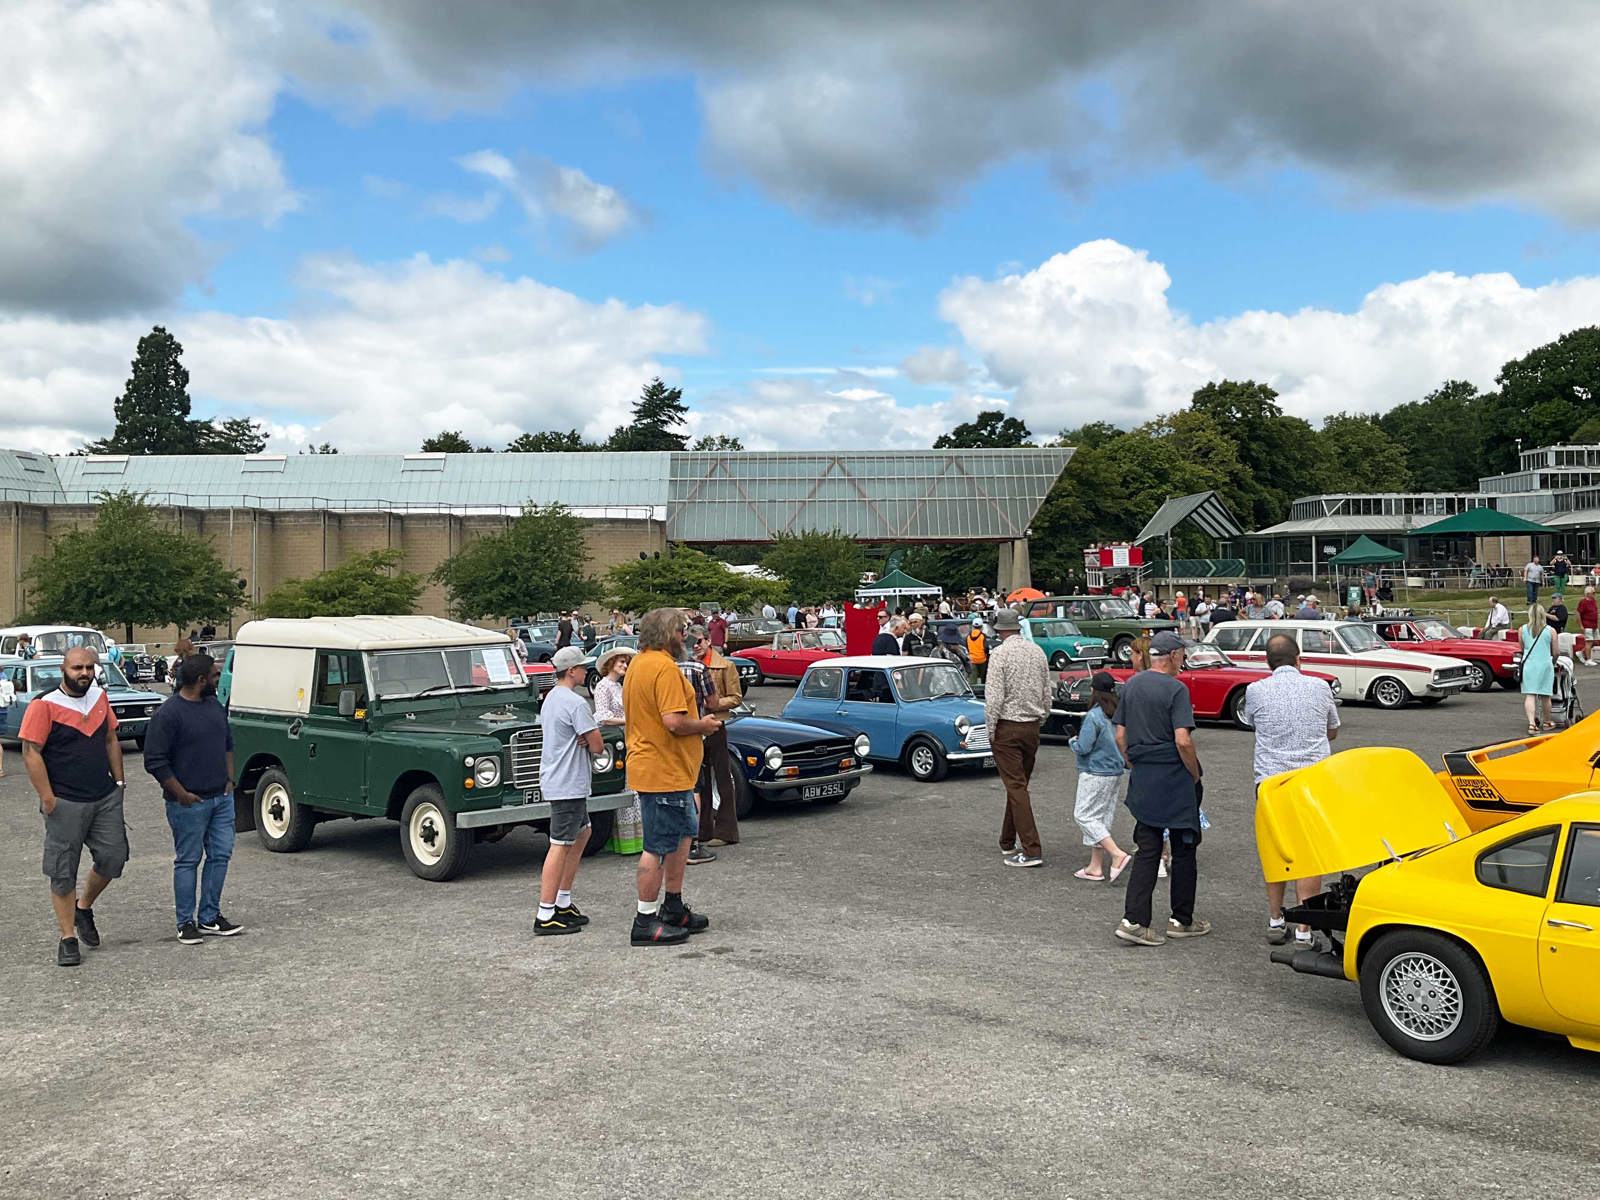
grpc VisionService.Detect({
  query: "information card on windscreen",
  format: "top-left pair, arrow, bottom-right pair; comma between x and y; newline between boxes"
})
484,654 -> 515,683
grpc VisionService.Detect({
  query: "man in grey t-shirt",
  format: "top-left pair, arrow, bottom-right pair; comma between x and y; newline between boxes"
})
535,647 -> 603,936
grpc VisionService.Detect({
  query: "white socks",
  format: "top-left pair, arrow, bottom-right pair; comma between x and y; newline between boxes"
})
556,890 -> 572,908
537,903 -> 555,921
637,899 -> 660,916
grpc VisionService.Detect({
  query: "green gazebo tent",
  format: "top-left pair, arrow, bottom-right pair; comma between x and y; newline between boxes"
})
1410,509 -> 1550,536
1329,535 -> 1405,565
855,568 -> 942,600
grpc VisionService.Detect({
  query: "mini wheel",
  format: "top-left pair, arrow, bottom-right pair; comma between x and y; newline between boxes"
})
1368,676 -> 1408,709
903,736 -> 949,783
400,784 -> 472,881
1049,651 -> 1070,671
256,767 -> 315,853
1359,929 -> 1498,1064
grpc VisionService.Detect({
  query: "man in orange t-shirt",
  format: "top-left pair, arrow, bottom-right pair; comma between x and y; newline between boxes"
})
622,607 -> 721,946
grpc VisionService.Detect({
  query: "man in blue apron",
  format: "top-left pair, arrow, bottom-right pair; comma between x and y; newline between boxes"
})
1113,630 -> 1210,947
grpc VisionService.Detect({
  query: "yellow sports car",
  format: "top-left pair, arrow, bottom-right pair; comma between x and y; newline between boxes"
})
1437,708 -> 1600,830
1258,746 -> 1600,1064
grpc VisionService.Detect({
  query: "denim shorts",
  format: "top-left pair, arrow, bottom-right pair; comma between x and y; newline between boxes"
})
639,790 -> 697,857
547,798 -> 590,846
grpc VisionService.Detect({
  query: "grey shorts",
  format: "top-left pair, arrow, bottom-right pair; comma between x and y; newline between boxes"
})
42,786 -> 129,896
547,798 -> 591,846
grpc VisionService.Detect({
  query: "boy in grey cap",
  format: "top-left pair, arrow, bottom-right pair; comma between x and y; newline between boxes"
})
535,645 -> 603,935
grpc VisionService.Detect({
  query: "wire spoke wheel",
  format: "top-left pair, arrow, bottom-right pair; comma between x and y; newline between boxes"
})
1379,951 -> 1464,1041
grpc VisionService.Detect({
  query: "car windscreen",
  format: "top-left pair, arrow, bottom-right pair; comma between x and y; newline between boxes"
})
1180,644 -> 1230,669
1413,618 -> 1459,641
1335,624 -> 1388,653
11,630 -> 108,655
893,662 -> 974,701
368,645 -> 528,699
26,660 -> 131,692
1094,598 -> 1137,618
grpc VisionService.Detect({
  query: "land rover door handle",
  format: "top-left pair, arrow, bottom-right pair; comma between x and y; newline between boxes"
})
1547,918 -> 1594,931
288,719 -> 303,740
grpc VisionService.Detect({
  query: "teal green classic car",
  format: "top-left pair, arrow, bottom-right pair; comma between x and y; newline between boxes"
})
1019,617 -> 1110,670
1,656 -> 163,747
228,616 -> 632,881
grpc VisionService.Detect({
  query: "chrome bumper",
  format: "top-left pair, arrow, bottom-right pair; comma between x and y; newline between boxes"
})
750,765 -> 873,793
456,790 -> 634,828
1426,678 -> 1475,696
948,748 -> 996,763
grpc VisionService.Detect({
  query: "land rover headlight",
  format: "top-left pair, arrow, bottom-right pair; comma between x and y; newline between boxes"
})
473,756 -> 501,788
854,733 -> 871,758
954,714 -> 972,735
592,743 -> 615,774
764,745 -> 784,770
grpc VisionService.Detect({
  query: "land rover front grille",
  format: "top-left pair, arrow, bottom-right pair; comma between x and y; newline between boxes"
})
510,727 -> 544,791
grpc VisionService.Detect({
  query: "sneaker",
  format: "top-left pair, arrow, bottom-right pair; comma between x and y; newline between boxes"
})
1293,927 -> 1314,947
1266,920 -> 1289,946
1002,851 -> 1044,868
57,937 -> 82,967
1114,919 -> 1166,946
554,903 -> 590,927
199,915 -> 243,937
660,900 -> 710,934
1167,917 -> 1213,939
74,906 -> 100,948
534,913 -> 582,936
687,842 -> 717,865
177,921 -> 204,945
630,913 -> 691,946
1158,859 -> 1169,879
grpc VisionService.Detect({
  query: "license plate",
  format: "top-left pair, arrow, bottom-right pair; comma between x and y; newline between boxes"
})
505,788 -> 539,806
983,756 -> 994,767
801,781 -> 846,800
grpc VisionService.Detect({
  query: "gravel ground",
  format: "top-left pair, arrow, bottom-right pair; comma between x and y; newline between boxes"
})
2,682 -> 1597,1200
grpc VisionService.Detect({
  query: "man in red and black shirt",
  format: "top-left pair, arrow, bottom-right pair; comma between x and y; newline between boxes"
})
19,646 -> 128,966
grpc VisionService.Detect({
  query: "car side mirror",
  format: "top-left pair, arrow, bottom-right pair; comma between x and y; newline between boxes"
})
338,689 -> 357,718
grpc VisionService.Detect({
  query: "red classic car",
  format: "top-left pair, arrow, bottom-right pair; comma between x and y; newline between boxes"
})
1059,642 -> 1340,728
738,628 -> 847,684
1361,615 -> 1518,692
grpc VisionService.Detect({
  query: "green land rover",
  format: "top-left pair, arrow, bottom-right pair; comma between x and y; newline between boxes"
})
229,616 -> 631,881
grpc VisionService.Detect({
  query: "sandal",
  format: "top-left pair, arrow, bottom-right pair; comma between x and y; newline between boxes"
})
1108,852 -> 1134,882
1073,867 -> 1106,881
1542,721 -> 1558,730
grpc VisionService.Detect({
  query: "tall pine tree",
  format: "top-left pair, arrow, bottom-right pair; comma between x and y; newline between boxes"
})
85,326 -> 201,454
607,377 -> 690,451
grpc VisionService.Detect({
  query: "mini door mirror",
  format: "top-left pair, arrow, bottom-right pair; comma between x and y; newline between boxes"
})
338,689 -> 357,717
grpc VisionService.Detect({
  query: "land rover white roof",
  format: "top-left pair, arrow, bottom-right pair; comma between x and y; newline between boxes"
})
236,616 -> 512,652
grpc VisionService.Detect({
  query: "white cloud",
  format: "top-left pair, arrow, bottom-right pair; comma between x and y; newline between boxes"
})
0,256 -> 707,453
424,190 -> 501,223
688,378 -> 988,452
900,346 -> 974,387
939,239 -> 1600,433
456,150 -> 638,249
0,0 -> 293,314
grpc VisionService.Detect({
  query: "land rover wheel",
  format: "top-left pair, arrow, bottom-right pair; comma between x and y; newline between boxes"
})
1369,676 -> 1408,709
400,785 -> 472,881
1463,660 -> 1494,692
1227,687 -> 1251,729
1049,651 -> 1070,671
256,767 -> 315,853
582,809 -> 615,857
903,736 -> 949,783
1111,636 -> 1134,665
1359,930 -> 1498,1064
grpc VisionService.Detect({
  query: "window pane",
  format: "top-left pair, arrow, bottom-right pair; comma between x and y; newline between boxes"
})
1476,828 -> 1557,897
845,669 -> 893,703
1559,828 -> 1600,908
802,666 -> 842,699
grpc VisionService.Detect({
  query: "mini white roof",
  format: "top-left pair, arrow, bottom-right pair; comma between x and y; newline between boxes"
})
236,616 -> 512,652
819,655 -> 950,669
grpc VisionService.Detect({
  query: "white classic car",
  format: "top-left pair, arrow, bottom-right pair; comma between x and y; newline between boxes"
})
1204,619 -> 1474,709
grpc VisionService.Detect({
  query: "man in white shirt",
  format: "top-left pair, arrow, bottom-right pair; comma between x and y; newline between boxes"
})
1525,556 -> 1544,605
1484,596 -> 1510,634
761,602 -> 777,621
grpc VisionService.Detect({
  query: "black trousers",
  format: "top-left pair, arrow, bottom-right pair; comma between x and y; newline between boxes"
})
1123,821 -> 1201,928
697,722 -> 740,843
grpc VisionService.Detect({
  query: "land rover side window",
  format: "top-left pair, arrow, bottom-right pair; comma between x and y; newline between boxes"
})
1210,625 -> 1256,652
1557,827 -> 1600,907
844,668 -> 893,703
1475,827 -> 1558,897
802,666 -> 843,700
314,652 -> 368,709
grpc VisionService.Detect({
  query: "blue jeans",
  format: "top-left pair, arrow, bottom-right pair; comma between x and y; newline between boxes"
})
1527,581 -> 1539,604
165,792 -> 235,929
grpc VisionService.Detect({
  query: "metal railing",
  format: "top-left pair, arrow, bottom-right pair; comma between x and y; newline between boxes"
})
0,487 -> 658,520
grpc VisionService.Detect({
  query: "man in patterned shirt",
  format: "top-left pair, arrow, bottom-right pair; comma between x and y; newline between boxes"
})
1243,633 -> 1341,947
985,609 -> 1052,868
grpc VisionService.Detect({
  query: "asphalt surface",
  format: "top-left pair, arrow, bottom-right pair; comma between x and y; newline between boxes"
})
3,681 -> 1598,1200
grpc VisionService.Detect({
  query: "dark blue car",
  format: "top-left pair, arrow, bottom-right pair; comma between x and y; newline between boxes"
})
718,708 -> 874,818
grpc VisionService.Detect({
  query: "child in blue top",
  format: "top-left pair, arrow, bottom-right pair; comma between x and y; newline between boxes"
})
1068,671 -> 1133,881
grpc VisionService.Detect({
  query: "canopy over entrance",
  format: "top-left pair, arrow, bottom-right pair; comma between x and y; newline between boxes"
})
1134,491 -> 1243,545
1329,535 -> 1405,565
1410,509 -> 1549,536
856,568 -> 942,599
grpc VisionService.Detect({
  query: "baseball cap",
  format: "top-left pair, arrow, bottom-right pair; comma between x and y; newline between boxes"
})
1090,670 -> 1117,691
1149,630 -> 1194,656
551,646 -> 587,672
971,615 -> 983,627
991,609 -> 1020,631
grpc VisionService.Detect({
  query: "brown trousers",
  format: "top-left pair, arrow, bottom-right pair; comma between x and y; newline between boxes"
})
992,719 -> 1042,857
697,722 -> 740,843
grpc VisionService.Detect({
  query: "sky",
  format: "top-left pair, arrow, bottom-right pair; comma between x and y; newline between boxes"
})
5,0 -> 1600,455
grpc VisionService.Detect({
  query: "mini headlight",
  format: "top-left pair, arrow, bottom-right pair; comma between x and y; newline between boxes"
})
854,733 -> 871,758
764,745 -> 784,770
591,744 -> 615,774
473,757 -> 501,788
954,714 -> 971,735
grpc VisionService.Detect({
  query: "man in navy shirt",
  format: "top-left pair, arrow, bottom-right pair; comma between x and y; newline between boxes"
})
143,653 -> 242,945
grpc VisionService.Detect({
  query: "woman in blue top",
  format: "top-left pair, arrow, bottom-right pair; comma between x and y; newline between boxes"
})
1520,604 -> 1557,733
1068,671 -> 1134,881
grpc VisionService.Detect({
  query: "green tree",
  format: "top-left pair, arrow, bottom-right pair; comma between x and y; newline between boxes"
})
506,430 -> 595,452
84,325 -> 202,455
932,410 -> 1032,449
1378,380 -> 1487,491
432,504 -> 599,619
200,416 -> 268,454
761,530 -> 869,604
1187,380 -> 1322,529
689,434 -> 744,451
605,546 -> 785,612
257,549 -> 423,619
1315,412 -> 1412,491
1482,327 -> 1600,471
420,430 -> 478,453
22,491 -> 240,640
300,442 -> 339,454
607,377 -> 690,451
